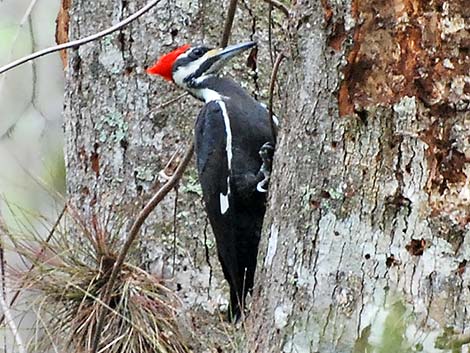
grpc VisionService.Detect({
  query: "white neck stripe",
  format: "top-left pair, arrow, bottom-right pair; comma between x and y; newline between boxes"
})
216,100 -> 232,215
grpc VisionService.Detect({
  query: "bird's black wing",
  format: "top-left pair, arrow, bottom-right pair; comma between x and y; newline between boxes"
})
194,98 -> 273,320
195,101 -> 248,318
194,101 -> 230,204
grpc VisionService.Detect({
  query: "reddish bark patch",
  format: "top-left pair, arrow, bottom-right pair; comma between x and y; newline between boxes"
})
420,120 -> 468,193
328,21 -> 346,52
338,83 -> 354,116
406,238 -> 426,256
90,152 -> 100,177
90,143 -> 100,177
457,259 -> 467,275
337,0 -> 470,116
55,0 -> 70,69
321,0 -> 334,24
80,186 -> 90,196
310,199 -> 321,209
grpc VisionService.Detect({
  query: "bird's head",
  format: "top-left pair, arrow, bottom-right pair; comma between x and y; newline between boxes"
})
147,41 -> 256,89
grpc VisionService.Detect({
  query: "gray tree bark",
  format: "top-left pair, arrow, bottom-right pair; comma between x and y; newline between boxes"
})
63,0 -> 275,349
64,0 -> 470,351
249,1 -> 470,352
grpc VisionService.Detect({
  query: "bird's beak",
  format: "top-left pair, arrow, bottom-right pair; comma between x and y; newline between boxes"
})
211,41 -> 256,60
204,41 -> 256,73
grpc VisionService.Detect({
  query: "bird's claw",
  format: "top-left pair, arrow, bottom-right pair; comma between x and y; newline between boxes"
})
257,142 -> 275,193
259,142 -> 274,163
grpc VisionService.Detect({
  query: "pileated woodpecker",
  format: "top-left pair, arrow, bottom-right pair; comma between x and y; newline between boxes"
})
147,41 -> 275,320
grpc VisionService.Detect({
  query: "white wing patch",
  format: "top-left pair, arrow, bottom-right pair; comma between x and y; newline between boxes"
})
219,192 -> 229,214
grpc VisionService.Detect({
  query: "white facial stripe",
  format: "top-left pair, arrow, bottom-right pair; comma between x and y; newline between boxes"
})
172,50 -> 216,88
171,49 -> 192,86
176,49 -> 192,60
173,57 -> 204,87
194,74 -> 211,85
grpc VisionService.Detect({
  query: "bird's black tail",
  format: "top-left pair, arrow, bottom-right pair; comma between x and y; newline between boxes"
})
224,243 -> 258,322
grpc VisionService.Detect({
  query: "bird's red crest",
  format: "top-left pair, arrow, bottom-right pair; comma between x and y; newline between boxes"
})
146,44 -> 191,81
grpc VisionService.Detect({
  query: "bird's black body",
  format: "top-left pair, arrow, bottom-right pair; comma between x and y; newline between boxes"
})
147,41 -> 275,320
194,77 -> 274,318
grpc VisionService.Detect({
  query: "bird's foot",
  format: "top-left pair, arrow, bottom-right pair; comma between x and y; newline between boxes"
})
256,142 -> 275,193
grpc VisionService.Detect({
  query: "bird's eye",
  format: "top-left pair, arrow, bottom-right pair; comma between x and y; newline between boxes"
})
189,47 -> 207,59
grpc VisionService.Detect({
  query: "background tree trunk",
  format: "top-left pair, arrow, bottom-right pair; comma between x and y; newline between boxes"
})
249,1 -> 470,352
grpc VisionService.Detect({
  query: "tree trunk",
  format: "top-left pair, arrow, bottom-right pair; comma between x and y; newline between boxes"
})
250,1 -> 470,352
63,0 -> 274,347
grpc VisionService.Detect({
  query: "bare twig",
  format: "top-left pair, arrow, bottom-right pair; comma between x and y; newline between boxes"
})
149,92 -> 189,115
0,295 -> 26,353
220,0 -> 239,47
0,204 -> 67,326
90,142 -> 194,353
158,145 -> 185,181
268,52 -> 285,140
20,0 -> 40,25
0,236 -> 5,350
0,0 -> 161,75
262,0 -> 290,16
171,186 -> 179,274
